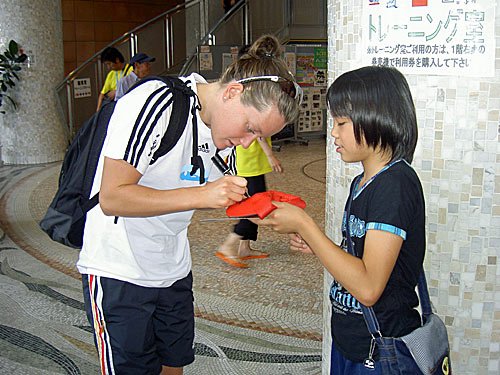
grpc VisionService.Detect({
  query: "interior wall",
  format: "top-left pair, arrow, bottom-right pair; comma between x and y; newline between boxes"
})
61,0 -> 183,76
324,0 -> 500,374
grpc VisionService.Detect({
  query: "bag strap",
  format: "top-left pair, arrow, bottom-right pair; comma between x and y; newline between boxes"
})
344,176 -> 432,338
127,75 -> 204,183
149,77 -> 194,163
124,63 -> 132,75
76,101 -> 116,218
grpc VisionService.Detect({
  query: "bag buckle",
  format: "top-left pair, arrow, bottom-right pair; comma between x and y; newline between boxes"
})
363,335 -> 378,370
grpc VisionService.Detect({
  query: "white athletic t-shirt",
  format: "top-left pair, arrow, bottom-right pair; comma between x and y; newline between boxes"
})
77,73 -> 223,287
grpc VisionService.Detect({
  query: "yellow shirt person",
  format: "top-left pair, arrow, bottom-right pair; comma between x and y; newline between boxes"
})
96,47 -> 133,111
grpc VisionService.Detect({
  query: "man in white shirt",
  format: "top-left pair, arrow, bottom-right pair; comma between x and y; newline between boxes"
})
115,52 -> 155,100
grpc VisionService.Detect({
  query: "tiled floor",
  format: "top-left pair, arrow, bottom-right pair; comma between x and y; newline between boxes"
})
0,139 -> 326,375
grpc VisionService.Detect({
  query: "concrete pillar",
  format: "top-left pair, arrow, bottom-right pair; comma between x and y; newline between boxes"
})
0,0 -> 66,164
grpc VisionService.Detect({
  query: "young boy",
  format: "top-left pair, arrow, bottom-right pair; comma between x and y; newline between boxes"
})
96,47 -> 133,111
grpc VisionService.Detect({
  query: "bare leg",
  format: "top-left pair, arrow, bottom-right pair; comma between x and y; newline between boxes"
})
215,233 -> 249,268
238,240 -> 269,259
160,365 -> 183,375
218,233 -> 241,257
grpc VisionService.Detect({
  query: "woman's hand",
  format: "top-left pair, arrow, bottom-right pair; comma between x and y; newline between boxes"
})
201,175 -> 248,208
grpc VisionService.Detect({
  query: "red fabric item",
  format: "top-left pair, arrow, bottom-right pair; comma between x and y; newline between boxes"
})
226,190 -> 306,219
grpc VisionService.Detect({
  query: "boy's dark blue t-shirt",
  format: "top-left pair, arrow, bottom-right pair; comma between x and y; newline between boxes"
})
330,160 -> 425,362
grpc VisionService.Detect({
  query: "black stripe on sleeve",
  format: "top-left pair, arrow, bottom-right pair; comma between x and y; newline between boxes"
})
131,96 -> 174,168
123,85 -> 169,162
128,88 -> 173,166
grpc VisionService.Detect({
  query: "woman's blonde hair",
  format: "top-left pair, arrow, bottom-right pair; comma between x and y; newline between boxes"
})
220,34 -> 300,125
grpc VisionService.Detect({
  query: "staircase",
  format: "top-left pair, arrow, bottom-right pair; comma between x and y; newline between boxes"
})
56,0 -> 326,139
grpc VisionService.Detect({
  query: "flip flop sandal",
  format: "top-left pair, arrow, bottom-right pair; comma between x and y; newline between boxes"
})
226,190 -> 306,219
239,251 -> 270,260
215,251 -> 249,268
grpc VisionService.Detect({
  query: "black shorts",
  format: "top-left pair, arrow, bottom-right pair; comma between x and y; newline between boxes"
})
82,272 -> 195,374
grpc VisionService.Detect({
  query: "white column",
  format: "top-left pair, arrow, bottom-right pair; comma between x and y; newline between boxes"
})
0,0 -> 66,164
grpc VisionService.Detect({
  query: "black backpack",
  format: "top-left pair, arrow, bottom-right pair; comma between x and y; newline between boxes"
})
40,76 -> 203,248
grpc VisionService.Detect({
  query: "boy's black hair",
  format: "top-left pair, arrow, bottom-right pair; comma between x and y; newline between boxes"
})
327,66 -> 418,163
101,47 -> 124,64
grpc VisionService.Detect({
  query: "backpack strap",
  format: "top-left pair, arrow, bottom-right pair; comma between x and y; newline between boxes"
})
188,89 -> 205,184
136,75 -> 205,184
150,77 -> 195,164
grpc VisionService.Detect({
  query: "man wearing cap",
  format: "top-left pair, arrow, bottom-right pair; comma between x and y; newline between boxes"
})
115,53 -> 156,101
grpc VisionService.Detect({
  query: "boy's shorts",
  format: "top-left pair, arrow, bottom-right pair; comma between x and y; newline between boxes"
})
82,272 -> 195,374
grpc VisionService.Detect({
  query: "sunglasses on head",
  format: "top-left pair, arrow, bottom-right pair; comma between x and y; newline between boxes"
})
236,75 -> 303,105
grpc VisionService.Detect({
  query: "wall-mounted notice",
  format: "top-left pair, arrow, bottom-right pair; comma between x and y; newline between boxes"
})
199,52 -> 213,71
222,53 -> 236,73
285,52 -> 297,75
297,87 -> 327,133
361,0 -> 496,77
73,78 -> 91,98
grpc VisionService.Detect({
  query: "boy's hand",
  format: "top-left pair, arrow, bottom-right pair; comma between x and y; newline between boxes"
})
289,233 -> 313,254
268,155 -> 283,173
107,90 -> 116,100
251,201 -> 306,234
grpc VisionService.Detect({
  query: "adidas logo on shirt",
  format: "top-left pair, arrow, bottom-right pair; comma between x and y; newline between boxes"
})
198,143 -> 210,153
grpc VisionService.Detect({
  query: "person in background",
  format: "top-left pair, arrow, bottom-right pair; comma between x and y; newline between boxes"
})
215,135 -> 283,268
255,66 -> 426,374
96,47 -> 133,111
115,52 -> 155,100
78,34 -> 301,375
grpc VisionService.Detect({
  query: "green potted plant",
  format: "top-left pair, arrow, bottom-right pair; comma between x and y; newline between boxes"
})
0,39 -> 27,114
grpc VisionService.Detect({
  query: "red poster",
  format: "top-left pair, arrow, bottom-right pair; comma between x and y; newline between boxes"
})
412,0 -> 428,6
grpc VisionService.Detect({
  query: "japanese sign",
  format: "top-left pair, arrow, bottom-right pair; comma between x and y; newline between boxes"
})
73,78 -> 91,99
361,0 -> 496,77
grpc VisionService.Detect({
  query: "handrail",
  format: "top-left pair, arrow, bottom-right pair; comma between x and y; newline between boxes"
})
201,0 -> 248,45
56,0 -> 201,91
180,0 -> 249,76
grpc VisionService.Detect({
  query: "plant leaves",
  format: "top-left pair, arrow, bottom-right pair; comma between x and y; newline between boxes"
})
0,40 -> 22,113
8,40 -> 19,55
15,54 -> 27,63
4,94 -> 17,109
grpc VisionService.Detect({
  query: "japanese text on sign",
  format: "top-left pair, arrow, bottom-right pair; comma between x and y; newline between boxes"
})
361,0 -> 495,77
73,78 -> 91,98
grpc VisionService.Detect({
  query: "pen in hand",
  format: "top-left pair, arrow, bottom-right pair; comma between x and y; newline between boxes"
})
211,154 -> 250,198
